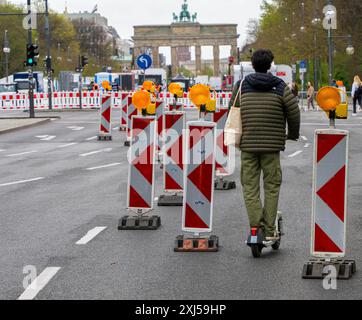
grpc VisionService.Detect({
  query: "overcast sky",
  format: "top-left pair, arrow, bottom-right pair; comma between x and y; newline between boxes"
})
9,0 -> 263,62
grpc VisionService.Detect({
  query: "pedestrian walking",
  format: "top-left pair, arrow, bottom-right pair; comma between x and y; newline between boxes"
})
307,82 -> 315,111
351,75 -> 362,115
229,49 -> 300,242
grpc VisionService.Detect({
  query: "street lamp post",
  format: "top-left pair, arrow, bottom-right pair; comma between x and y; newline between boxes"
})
3,30 -> 10,84
324,0 -> 337,85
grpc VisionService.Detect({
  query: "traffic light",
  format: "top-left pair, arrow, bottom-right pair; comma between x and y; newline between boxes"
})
25,44 -> 39,67
44,56 -> 51,70
81,55 -> 89,68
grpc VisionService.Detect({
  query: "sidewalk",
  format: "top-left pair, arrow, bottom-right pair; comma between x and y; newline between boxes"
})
0,117 -> 58,134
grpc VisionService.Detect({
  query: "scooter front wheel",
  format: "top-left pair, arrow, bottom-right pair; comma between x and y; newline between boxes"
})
251,244 -> 263,258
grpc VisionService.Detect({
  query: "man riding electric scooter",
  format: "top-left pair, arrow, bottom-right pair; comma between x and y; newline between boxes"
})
229,49 -> 300,258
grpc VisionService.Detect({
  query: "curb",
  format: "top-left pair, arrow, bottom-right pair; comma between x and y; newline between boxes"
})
0,118 -> 57,135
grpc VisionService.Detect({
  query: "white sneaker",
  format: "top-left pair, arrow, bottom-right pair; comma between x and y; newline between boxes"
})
352,113 -> 357,117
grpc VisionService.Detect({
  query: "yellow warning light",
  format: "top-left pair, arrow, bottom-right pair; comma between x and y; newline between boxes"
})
316,86 -> 341,112
189,84 -> 211,107
132,90 -> 151,111
102,80 -> 111,90
206,99 -> 217,113
146,102 -> 156,115
168,83 -> 183,96
143,81 -> 156,93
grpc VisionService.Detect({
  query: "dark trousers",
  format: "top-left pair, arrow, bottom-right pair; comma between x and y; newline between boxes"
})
353,96 -> 362,113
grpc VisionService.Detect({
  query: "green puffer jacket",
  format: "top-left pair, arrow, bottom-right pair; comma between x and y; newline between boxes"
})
229,73 -> 300,153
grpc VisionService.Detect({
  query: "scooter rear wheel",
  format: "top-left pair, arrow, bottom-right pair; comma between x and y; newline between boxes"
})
271,239 -> 281,250
251,244 -> 263,258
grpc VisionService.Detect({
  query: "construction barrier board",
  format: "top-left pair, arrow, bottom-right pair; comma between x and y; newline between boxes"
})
182,121 -> 217,234
127,116 -> 157,215
163,111 -> 186,193
99,93 -> 112,136
311,129 -> 349,258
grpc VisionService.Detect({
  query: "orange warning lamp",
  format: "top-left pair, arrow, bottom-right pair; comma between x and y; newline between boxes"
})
169,83 -> 184,98
132,90 -> 151,111
102,80 -> 111,91
189,84 -> 211,108
316,86 -> 341,112
143,81 -> 156,93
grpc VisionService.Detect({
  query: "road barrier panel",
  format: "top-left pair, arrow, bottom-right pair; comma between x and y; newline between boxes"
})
119,92 -> 129,131
155,100 -> 165,162
158,111 -> 186,207
210,108 -> 236,190
175,121 -> 219,252
118,116 -> 161,230
124,95 -> 138,147
97,93 -> 113,141
302,129 -> 356,279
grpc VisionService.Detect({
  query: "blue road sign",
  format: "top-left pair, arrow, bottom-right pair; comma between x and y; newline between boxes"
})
299,60 -> 307,73
137,54 -> 153,70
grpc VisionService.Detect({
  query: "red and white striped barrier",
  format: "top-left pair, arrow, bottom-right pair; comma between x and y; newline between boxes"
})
98,93 -> 112,140
163,111 -> 186,192
120,92 -> 129,131
0,93 -> 28,110
312,130 -> 349,258
127,116 -> 157,214
126,95 -> 138,142
182,121 -> 217,233
0,91 -> 233,110
212,108 -> 231,176
155,100 -> 165,157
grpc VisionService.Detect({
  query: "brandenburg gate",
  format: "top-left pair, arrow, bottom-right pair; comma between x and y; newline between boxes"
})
132,0 -> 239,76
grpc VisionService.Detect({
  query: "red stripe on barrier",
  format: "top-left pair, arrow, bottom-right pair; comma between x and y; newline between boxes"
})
185,204 -> 209,229
129,186 -> 149,208
317,166 -> 346,222
314,224 -> 343,253
317,134 -> 345,162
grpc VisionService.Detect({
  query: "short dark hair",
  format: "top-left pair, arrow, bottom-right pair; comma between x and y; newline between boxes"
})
251,49 -> 275,73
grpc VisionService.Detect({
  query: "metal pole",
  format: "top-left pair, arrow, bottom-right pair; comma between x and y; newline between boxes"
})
314,35 -> 318,90
328,27 -> 333,85
44,0 -> 52,110
4,30 -> 9,84
27,0 -> 35,119
79,55 -> 82,110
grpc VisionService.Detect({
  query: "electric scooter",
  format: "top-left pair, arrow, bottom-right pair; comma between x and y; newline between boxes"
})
246,212 -> 284,258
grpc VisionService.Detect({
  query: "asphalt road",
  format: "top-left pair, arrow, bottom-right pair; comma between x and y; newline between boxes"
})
0,108 -> 361,300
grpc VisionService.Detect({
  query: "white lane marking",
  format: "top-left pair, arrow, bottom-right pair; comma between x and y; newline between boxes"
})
86,163 -> 122,171
17,267 -> 61,300
76,227 -> 107,245
35,135 -> 48,139
67,126 -> 85,131
154,197 -> 159,201
86,136 -> 97,141
80,148 -> 112,157
301,136 -> 308,141
288,150 -> 303,158
113,127 -> 119,131
57,142 -> 78,149
0,149 -> 5,152
41,136 -> 56,141
304,143 -> 310,148
0,177 -> 45,188
6,151 -> 37,157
